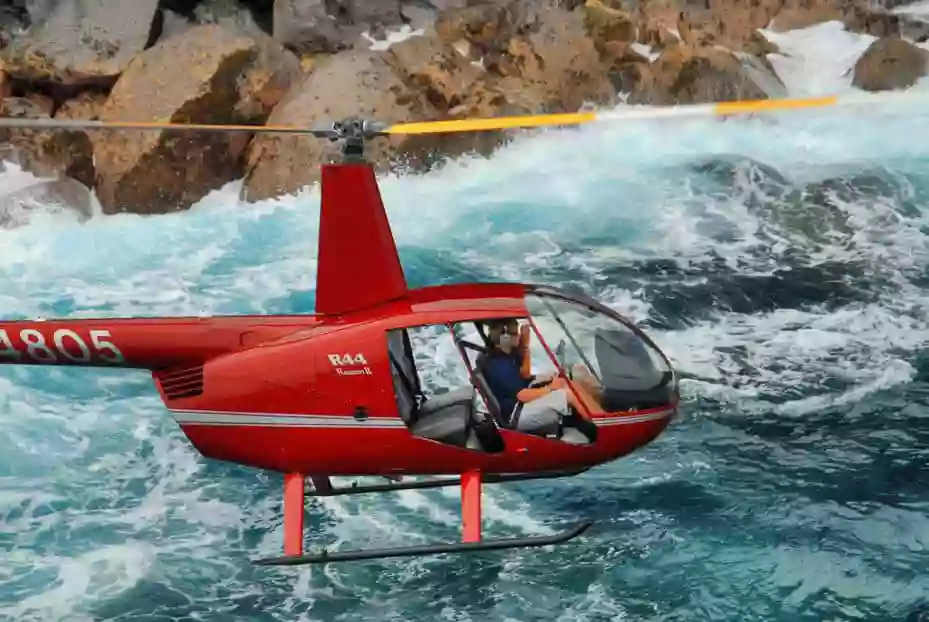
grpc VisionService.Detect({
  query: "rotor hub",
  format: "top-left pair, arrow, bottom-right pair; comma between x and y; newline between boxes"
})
326,118 -> 388,162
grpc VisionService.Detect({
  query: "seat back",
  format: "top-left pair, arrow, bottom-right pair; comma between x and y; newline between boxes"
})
472,354 -> 511,427
387,329 -> 422,423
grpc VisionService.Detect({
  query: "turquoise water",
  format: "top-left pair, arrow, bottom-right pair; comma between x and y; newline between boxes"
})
2,31 -> 929,621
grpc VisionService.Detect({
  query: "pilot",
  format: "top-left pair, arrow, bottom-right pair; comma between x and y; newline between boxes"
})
480,318 -> 601,428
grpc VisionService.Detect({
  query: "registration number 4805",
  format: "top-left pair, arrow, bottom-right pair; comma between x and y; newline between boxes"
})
0,328 -> 125,364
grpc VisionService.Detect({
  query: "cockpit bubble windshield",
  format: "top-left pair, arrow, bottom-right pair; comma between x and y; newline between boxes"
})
525,292 -> 675,411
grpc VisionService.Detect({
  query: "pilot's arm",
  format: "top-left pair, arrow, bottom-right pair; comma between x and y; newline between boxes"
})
519,323 -> 556,385
518,323 -> 532,379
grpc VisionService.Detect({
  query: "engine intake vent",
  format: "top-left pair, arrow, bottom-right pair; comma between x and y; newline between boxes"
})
156,366 -> 204,400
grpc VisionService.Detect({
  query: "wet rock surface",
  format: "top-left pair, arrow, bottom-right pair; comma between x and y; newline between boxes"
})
0,0 -> 925,216
1,0 -> 162,87
242,49 -> 433,202
91,23 -> 300,214
852,36 -> 929,91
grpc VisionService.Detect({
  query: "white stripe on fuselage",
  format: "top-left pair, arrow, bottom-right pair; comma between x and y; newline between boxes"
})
169,409 -> 407,428
594,407 -> 676,426
168,407 -> 675,428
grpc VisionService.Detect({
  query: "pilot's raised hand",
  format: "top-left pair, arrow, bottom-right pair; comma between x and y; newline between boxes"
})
518,323 -> 531,349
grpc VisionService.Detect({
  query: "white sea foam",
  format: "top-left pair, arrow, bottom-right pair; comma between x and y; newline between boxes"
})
0,20 -> 927,621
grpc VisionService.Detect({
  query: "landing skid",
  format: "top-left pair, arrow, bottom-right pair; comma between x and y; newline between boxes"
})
254,521 -> 592,566
305,467 -> 591,497
253,469 -> 594,566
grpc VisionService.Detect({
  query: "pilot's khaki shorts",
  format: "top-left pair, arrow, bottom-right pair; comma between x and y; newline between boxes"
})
515,388 -> 568,430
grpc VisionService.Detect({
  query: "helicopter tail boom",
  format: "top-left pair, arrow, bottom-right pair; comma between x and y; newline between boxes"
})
0,316 -> 264,370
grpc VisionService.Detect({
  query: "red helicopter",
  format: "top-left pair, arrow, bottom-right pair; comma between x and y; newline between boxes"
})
0,111 -> 681,565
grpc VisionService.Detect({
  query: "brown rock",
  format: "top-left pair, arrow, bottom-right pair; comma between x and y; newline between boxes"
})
844,5 -> 902,38
676,0 -> 784,52
631,1 -> 682,49
499,2 -> 615,111
350,0 -> 405,30
56,91 -> 107,120
386,34 -> 486,112
35,92 -> 106,188
844,5 -> 929,41
386,32 -> 532,116
0,69 -> 10,99
601,41 -> 651,64
157,1 -> 273,44
273,0 -> 348,54
0,95 -> 52,169
583,0 -> 637,48
191,0 -> 271,39
0,0 -> 161,86
630,44 -> 776,105
0,92 -> 102,187
385,33 -> 533,155
243,1 -> 621,203
744,30 -> 780,59
436,1 -> 617,110
235,32 -> 304,120
92,24 -> 301,215
272,0 -> 405,54
425,0 -> 470,10
598,42 -> 653,94
241,49 -> 436,203
434,2 -> 515,54
851,36 -> 929,92
769,0 -> 846,32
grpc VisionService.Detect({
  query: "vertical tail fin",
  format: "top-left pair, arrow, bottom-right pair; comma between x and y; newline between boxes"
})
314,163 -> 408,316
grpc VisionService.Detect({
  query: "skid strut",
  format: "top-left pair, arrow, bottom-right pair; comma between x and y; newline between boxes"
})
283,472 -> 304,556
304,467 -> 590,497
253,470 -> 593,566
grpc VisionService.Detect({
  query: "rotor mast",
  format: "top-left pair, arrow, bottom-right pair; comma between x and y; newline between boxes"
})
324,117 -> 388,164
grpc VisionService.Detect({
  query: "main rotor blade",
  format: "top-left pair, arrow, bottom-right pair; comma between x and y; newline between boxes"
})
0,90 -> 925,137
0,117 -> 325,135
382,91 -> 929,135
382,111 -> 598,135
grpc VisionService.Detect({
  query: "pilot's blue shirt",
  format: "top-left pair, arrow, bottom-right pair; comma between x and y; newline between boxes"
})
481,350 -> 530,416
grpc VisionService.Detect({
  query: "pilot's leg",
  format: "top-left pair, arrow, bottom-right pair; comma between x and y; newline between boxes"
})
563,383 -> 602,418
571,364 -> 603,398
515,389 -> 566,432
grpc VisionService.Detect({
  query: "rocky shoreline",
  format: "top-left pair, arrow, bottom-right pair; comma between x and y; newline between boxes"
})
0,0 -> 927,221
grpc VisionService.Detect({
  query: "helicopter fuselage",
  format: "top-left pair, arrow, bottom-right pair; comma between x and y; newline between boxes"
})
0,281 -> 677,476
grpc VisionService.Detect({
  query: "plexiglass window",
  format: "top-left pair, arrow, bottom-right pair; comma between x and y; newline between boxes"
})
525,292 -> 675,412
